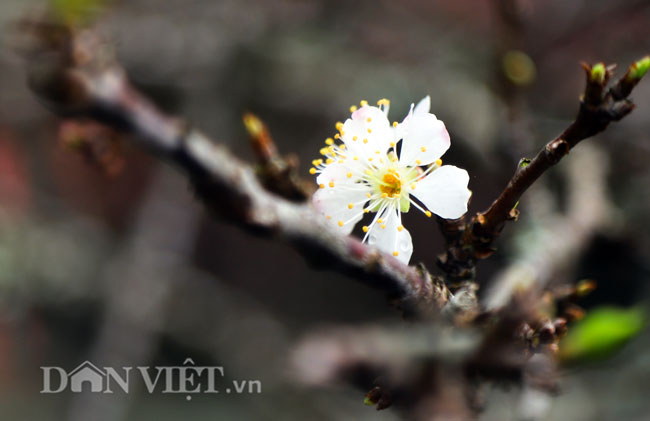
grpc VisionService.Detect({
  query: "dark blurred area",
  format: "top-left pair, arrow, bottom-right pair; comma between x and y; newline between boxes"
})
0,0 -> 649,420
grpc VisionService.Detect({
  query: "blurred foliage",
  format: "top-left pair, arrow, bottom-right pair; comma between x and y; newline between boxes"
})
502,50 -> 536,86
50,0 -> 107,25
559,306 -> 645,364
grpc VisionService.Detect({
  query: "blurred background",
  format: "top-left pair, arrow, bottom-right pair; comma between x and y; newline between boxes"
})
0,0 -> 649,419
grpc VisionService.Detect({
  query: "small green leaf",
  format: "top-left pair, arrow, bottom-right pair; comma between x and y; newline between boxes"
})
364,396 -> 377,406
630,56 -> 650,80
559,306 -> 645,364
589,63 -> 606,84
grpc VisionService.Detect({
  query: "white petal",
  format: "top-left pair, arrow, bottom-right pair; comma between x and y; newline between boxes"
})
340,118 -> 366,155
413,95 -> 431,115
313,186 -> 368,235
392,103 -> 414,143
341,105 -> 392,157
412,165 -> 471,219
399,113 -> 450,166
316,162 -> 356,187
367,206 -> 413,264
392,123 -> 405,144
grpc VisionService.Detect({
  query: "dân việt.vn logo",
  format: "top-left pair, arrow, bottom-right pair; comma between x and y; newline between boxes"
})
41,358 -> 262,400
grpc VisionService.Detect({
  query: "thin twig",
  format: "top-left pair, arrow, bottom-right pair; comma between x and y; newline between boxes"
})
483,143 -> 612,310
438,58 -> 648,284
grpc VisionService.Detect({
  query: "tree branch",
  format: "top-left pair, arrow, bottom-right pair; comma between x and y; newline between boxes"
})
23,21 -> 447,316
483,143 -> 612,310
438,58 -> 648,284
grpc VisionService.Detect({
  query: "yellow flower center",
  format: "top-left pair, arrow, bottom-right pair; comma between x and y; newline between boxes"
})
380,171 -> 401,197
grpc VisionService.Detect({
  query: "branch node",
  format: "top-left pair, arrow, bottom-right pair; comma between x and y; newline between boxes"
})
242,112 -> 313,201
545,139 -> 569,163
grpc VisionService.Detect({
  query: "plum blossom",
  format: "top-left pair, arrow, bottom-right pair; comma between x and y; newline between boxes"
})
310,97 -> 471,264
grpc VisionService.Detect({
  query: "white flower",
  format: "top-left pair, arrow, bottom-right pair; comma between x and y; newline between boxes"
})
310,97 -> 471,264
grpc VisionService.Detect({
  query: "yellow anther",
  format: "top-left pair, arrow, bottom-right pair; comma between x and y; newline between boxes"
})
435,159 -> 443,166
353,136 -> 358,141
392,121 -> 398,127
309,168 -> 317,175
320,147 -> 328,155
366,117 -> 372,123
360,100 -> 368,107
340,131 -> 345,136
319,183 -> 325,189
421,146 -> 427,152
390,141 -> 396,147
379,158 -> 384,164
382,193 -> 388,198
326,158 -> 334,164
379,172 -> 402,197
365,169 -> 373,175
392,251 -> 399,256
367,128 -> 372,133
328,146 -> 335,153
348,203 -> 354,209
353,156 -> 359,161
375,150 -> 380,154
397,225 -> 404,232
362,226 -> 369,233
393,193 -> 400,198
410,183 -> 416,190
326,215 -> 332,220
377,98 -> 390,106
329,181 -> 335,188
335,122 -> 344,131
340,144 -> 346,150
349,105 -> 358,113
347,172 -> 353,178
416,159 -> 422,165
312,159 -> 322,166
364,209 -> 370,213
338,220 -> 344,227
325,137 -> 334,145
363,138 -> 369,144
377,218 -> 384,223
334,133 -> 340,139
368,157 -> 373,162
366,192 -> 371,198
380,224 -> 386,229
425,210 -> 432,218
338,160 -> 345,164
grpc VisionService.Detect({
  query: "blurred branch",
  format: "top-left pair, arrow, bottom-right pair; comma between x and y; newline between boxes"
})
291,323 -> 480,387
438,57 -> 649,284
291,291 -> 555,419
22,21 -> 447,317
67,167 -> 201,421
291,322 -> 480,418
